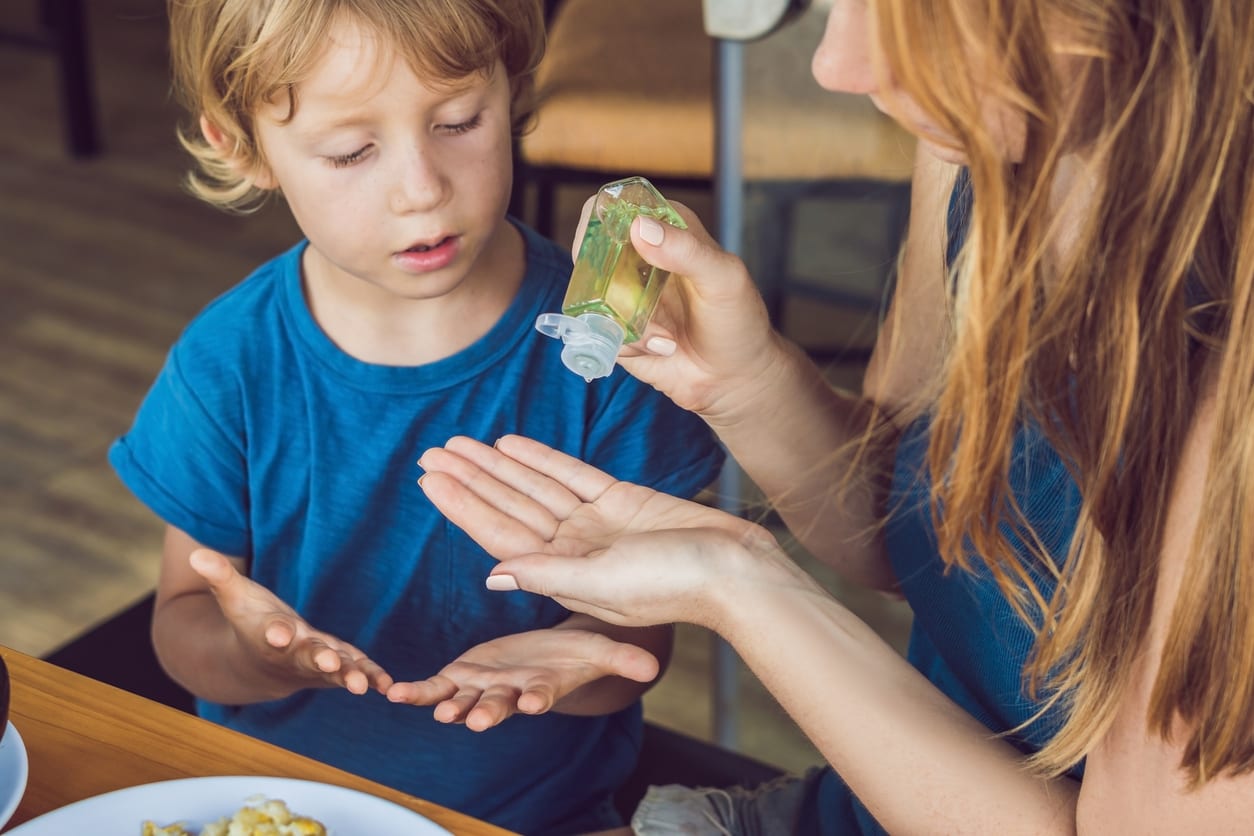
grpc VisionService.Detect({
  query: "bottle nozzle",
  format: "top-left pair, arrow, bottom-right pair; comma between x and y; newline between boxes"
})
535,313 -> 625,382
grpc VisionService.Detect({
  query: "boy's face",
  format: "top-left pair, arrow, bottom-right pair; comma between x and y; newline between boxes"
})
251,19 -> 516,305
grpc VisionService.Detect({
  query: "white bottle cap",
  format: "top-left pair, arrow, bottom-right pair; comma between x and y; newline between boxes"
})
535,312 -> 625,382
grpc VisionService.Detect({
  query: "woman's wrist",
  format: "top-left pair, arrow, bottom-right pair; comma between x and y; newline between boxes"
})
700,331 -> 815,432
702,524 -> 818,635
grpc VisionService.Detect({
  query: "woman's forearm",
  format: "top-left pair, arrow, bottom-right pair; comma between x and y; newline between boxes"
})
708,554 -> 1079,835
707,334 -> 898,589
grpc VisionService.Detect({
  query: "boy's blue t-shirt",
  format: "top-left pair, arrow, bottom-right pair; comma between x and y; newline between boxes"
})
109,223 -> 725,835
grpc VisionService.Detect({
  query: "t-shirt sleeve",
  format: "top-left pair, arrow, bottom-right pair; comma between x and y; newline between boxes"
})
108,343 -> 252,557
582,376 -> 725,500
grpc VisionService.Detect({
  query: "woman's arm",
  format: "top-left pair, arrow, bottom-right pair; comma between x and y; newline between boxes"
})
610,149 -> 955,588
709,540 -> 1081,834
652,148 -> 953,589
421,438 -> 1081,833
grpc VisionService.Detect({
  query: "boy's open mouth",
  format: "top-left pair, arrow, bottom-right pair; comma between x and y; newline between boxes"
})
405,236 -> 453,253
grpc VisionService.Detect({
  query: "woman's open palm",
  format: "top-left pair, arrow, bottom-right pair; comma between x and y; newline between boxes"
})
417,435 -> 785,628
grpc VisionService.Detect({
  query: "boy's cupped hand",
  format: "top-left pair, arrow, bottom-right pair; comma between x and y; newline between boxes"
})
385,627 -> 657,731
189,548 -> 394,697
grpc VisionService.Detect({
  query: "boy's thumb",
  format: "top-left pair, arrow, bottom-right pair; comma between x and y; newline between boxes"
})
189,548 -> 233,586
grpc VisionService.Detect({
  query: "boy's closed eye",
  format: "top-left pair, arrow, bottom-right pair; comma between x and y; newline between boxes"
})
328,145 -> 372,168
323,113 -> 486,168
438,112 -> 484,136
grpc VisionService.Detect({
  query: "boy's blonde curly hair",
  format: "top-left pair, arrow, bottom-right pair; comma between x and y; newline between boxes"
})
168,0 -> 546,212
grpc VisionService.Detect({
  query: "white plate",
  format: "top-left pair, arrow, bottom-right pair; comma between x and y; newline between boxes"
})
6,775 -> 452,835
0,721 -> 29,830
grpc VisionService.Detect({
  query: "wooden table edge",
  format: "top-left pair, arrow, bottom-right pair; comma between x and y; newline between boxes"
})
1,646 -> 514,835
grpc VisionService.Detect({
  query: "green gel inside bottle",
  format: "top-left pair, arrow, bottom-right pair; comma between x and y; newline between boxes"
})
536,176 -> 687,381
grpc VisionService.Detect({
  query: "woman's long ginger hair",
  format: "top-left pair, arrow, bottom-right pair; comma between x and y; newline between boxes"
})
872,0 -> 1254,785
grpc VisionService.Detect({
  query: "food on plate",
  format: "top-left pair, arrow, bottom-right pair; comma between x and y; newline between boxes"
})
141,797 -> 327,835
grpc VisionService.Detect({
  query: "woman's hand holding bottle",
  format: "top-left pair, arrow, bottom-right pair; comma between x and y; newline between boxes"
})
571,198 -> 791,428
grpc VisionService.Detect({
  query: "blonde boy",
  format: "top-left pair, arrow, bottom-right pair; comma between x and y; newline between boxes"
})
110,2 -> 724,832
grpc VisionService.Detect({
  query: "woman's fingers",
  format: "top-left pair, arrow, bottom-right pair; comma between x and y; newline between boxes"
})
419,444 -> 565,542
419,471 -> 551,559
629,204 -> 750,305
444,435 -> 597,516
421,437 -> 585,521
486,555 -> 648,627
490,435 -> 618,504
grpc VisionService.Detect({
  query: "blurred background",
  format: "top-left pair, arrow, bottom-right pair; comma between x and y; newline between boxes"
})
0,0 -> 911,775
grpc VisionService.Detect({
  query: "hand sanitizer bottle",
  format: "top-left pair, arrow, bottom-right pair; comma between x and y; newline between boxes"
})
536,176 -> 686,381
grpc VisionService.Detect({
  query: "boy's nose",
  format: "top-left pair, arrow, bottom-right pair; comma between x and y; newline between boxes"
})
388,147 -> 450,214
812,0 -> 878,95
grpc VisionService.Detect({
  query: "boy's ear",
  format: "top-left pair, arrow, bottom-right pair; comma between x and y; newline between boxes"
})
199,115 -> 278,191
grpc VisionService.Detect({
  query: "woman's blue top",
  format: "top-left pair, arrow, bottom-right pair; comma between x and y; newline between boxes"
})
801,171 -> 1083,834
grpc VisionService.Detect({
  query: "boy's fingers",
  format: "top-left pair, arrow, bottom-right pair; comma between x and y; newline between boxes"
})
606,643 -> 661,684
387,676 -> 457,705
434,691 -> 480,723
342,668 -> 368,695
312,645 -> 341,673
516,680 -> 558,715
264,619 -> 294,648
189,548 -> 235,587
360,660 -> 394,693
464,685 -> 520,731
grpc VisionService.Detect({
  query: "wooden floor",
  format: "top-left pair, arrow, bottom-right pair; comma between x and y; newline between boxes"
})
0,0 -> 910,774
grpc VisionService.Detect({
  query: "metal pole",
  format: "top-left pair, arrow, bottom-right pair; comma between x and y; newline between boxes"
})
710,36 -> 744,751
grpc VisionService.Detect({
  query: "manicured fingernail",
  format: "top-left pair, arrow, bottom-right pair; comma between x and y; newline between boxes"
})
645,336 -> 676,356
416,474 -> 427,488
485,574 -> 520,591
637,216 -> 664,246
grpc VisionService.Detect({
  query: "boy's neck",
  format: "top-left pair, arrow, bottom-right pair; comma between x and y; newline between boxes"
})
299,222 -> 526,367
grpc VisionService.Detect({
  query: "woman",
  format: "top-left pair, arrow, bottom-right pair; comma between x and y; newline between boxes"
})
416,0 -> 1254,831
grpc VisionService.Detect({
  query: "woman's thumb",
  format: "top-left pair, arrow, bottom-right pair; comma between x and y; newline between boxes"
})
630,214 -> 744,303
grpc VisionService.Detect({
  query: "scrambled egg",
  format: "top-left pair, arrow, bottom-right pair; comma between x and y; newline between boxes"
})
142,798 -> 327,836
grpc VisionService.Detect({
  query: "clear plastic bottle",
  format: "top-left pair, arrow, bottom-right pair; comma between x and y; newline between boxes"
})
536,176 -> 686,381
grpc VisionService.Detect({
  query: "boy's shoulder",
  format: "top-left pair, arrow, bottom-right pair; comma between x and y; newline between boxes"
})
158,242 -> 304,398
173,243 -> 303,358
